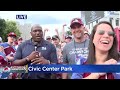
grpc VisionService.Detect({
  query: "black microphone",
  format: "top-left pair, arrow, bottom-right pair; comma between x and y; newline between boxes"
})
33,42 -> 41,57
34,42 -> 38,51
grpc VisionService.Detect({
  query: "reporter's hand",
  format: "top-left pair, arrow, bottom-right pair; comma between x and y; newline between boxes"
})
31,57 -> 50,64
27,51 -> 41,61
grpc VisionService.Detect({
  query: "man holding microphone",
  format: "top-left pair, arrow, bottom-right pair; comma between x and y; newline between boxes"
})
12,24 -> 58,79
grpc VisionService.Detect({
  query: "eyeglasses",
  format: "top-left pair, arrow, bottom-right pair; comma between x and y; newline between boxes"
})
97,30 -> 115,37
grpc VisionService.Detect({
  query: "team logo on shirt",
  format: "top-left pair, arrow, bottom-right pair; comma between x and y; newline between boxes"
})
41,47 -> 46,50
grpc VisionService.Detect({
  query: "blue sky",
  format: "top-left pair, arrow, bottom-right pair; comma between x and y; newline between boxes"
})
0,11 -> 81,37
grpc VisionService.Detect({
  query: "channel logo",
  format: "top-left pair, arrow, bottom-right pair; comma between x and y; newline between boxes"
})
3,67 -> 10,72
16,15 -> 27,19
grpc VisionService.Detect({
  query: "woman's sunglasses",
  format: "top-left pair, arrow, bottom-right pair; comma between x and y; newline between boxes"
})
97,30 -> 115,37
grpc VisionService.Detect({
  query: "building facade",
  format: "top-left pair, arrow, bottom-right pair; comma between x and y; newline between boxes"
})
81,11 -> 120,33
17,23 -> 32,41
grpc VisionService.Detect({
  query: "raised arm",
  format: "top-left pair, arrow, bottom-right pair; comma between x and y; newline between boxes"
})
61,24 -> 67,42
43,28 -> 48,39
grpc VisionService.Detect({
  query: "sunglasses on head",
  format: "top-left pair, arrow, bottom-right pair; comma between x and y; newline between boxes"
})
97,30 -> 115,37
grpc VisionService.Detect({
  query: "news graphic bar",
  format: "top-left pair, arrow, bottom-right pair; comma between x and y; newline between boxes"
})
28,64 -> 120,73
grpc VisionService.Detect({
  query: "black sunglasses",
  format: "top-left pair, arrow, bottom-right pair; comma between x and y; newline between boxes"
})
97,30 -> 115,37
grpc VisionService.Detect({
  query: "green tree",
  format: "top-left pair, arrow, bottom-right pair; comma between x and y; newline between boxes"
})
0,18 -> 6,41
66,30 -> 72,36
3,20 -> 21,42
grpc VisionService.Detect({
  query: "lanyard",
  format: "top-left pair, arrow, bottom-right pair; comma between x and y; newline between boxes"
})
74,39 -> 86,57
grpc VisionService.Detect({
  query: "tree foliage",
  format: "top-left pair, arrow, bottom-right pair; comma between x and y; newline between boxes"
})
66,30 -> 72,36
0,18 -> 6,41
0,19 -> 21,42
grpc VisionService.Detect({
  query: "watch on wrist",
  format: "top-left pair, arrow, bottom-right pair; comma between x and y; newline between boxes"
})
25,57 -> 30,63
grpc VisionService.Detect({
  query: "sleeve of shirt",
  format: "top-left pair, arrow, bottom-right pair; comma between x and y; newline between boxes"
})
71,73 -> 83,79
14,44 -> 23,60
49,44 -> 58,64
0,52 -> 7,62
62,45 -> 68,64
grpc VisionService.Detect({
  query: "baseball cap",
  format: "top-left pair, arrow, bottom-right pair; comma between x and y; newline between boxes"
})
8,32 -> 17,37
46,36 -> 51,40
52,35 -> 59,40
65,35 -> 72,39
70,18 -> 84,28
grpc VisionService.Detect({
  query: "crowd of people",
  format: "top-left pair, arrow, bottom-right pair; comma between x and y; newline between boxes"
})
0,17 -> 120,79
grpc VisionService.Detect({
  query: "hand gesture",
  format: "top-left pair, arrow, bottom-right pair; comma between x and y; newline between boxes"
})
55,29 -> 58,33
6,55 -> 14,61
0,46 -> 4,52
97,59 -> 117,77
27,51 -> 41,62
44,28 -> 49,32
63,24 -> 67,27
31,56 -> 50,64
104,59 -> 117,65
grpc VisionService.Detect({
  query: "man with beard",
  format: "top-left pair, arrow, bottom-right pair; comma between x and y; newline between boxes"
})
62,18 -> 89,79
12,24 -> 57,79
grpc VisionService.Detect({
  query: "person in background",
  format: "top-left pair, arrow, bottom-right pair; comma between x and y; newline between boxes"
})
114,27 -> 120,52
52,35 -> 62,64
0,37 -> 3,43
46,36 -> 52,43
84,31 -> 90,40
0,32 -> 17,79
52,33 -> 63,79
0,32 -> 17,63
71,21 -> 120,79
62,18 -> 89,79
15,37 -> 23,50
52,35 -> 61,49
65,35 -> 72,43
17,37 -> 23,45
